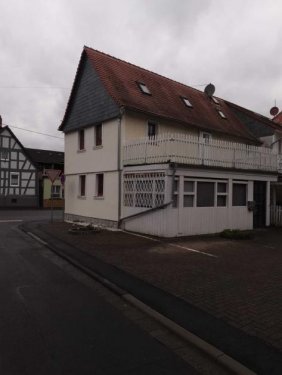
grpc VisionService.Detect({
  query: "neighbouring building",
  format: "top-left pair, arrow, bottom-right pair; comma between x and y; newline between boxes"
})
59,46 -> 282,237
26,148 -> 64,208
0,121 -> 38,208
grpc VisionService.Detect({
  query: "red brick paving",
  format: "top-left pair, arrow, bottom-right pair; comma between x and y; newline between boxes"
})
42,223 -> 282,352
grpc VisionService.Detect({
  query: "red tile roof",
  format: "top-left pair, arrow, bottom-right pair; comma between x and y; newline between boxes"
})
62,46 -> 262,143
273,111 -> 282,126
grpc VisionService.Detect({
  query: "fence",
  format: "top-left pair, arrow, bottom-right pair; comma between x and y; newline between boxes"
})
123,133 -> 280,172
270,205 -> 282,226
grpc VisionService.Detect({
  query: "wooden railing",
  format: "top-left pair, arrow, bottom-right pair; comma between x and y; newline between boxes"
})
123,133 -> 281,172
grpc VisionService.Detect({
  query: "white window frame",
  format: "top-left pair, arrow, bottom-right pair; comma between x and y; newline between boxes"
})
200,131 -> 212,144
94,124 -> 103,148
94,173 -> 104,198
51,185 -> 61,198
10,172 -> 19,187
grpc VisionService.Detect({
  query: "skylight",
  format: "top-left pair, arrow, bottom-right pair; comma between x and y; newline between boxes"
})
137,82 -> 151,95
212,96 -> 220,105
218,110 -> 227,119
182,97 -> 193,108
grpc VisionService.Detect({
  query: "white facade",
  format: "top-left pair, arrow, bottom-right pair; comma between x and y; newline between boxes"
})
64,111 -> 280,236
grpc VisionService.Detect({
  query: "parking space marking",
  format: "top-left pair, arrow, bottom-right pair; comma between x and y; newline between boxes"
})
124,231 -> 161,242
169,243 -> 218,258
0,219 -> 23,223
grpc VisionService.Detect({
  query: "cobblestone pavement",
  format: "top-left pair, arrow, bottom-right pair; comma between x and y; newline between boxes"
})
41,222 -> 282,353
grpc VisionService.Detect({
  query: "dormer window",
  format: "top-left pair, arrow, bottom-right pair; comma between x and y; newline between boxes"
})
137,82 -> 151,95
218,110 -> 227,119
212,96 -> 220,105
181,97 -> 193,108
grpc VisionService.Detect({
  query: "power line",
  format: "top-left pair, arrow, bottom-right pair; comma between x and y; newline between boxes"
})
3,124 -> 64,140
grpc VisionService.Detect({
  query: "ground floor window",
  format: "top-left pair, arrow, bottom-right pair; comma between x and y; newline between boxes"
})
10,172 -> 19,187
79,175 -> 86,197
232,183 -> 247,206
123,172 -> 165,208
95,174 -> 104,197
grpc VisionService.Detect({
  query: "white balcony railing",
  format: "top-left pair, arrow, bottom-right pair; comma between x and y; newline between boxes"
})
123,133 -> 282,173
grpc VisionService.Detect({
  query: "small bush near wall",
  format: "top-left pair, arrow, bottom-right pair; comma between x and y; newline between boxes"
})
220,229 -> 253,240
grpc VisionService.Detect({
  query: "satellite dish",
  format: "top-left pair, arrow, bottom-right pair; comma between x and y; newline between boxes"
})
270,106 -> 279,116
204,83 -> 215,98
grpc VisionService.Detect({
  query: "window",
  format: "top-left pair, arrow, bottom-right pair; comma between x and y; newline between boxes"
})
201,132 -> 212,144
217,182 -> 227,207
218,110 -> 227,119
95,124 -> 102,147
10,173 -> 19,187
183,180 -> 195,207
197,182 -> 214,207
137,82 -> 151,95
123,172 -> 165,208
51,185 -> 61,198
0,149 -> 9,160
78,129 -> 85,150
212,96 -> 220,105
148,122 -> 157,138
232,183 -> 247,206
79,175 -> 86,197
172,177 -> 179,208
181,97 -> 193,108
96,174 -> 104,197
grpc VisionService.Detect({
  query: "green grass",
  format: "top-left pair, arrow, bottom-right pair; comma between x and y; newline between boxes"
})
220,229 -> 253,240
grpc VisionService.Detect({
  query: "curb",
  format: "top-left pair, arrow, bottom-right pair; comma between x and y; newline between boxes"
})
23,226 -> 257,375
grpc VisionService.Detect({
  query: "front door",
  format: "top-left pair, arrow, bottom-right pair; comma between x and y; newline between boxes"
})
253,181 -> 266,228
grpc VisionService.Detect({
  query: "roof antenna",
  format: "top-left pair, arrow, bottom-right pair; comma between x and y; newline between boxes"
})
270,100 -> 279,117
204,83 -> 215,98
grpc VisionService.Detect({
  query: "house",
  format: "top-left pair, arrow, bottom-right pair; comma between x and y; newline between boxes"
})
26,148 -> 64,208
0,119 -> 38,208
59,46 -> 281,237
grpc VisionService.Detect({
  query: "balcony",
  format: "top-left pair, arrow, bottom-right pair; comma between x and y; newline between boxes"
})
123,133 -> 282,173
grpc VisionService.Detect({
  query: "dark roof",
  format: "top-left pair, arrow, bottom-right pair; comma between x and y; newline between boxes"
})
226,101 -> 282,138
60,46 -> 259,143
26,148 -> 64,165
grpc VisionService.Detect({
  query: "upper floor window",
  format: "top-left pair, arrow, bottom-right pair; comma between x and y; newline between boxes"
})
94,124 -> 102,147
0,149 -> 9,160
137,82 -> 151,95
181,97 -> 193,108
201,131 -> 212,144
148,121 -> 157,138
218,110 -> 227,119
79,175 -> 86,197
78,129 -> 85,150
10,172 -> 19,187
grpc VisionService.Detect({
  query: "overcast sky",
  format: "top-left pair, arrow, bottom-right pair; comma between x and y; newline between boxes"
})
0,0 -> 281,151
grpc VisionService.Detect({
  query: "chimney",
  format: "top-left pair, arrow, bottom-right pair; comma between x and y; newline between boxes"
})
0,115 -> 2,127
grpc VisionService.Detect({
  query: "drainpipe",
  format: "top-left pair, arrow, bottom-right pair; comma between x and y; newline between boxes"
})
117,107 -> 124,229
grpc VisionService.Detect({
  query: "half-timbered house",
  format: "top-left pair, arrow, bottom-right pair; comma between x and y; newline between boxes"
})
0,122 -> 38,207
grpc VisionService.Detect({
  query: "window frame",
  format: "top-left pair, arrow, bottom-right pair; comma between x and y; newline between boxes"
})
78,129 -> 85,151
10,172 -> 20,187
148,121 -> 158,138
95,173 -> 104,198
51,185 -> 61,198
232,182 -> 247,207
137,82 -> 151,95
94,124 -> 103,147
0,149 -> 9,161
79,175 -> 86,197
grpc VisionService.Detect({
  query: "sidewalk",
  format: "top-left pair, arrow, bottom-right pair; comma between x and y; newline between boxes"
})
22,221 -> 282,374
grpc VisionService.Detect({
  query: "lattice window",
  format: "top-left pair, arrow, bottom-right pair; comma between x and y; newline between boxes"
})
123,172 -> 165,208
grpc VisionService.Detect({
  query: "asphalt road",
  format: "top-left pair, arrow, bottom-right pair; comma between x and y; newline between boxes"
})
0,211 -> 197,375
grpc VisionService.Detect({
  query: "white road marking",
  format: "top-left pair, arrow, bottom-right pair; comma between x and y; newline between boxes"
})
168,243 -> 218,258
124,230 -> 217,258
27,232 -> 48,246
0,219 -> 23,223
